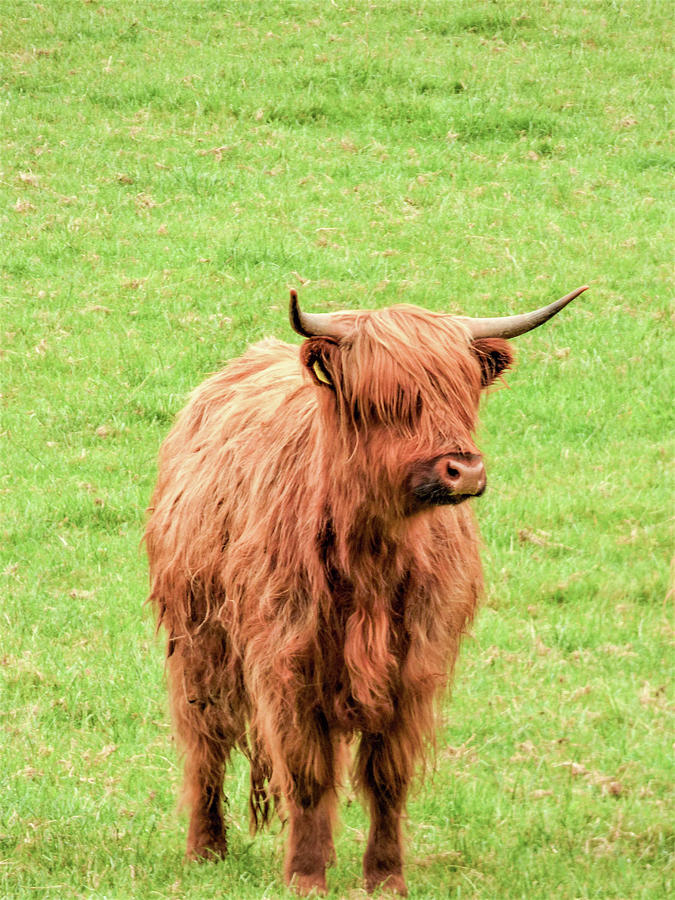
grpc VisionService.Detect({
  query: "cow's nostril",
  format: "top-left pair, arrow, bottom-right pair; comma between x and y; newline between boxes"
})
434,454 -> 486,497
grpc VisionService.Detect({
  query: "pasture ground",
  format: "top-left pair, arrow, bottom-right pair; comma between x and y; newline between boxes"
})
1,2 -> 672,897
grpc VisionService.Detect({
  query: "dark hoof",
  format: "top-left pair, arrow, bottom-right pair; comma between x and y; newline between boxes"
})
365,871 -> 408,896
186,833 -> 228,862
287,872 -> 328,896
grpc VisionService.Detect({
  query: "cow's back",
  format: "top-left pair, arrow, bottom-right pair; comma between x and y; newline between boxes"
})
145,339 -> 322,623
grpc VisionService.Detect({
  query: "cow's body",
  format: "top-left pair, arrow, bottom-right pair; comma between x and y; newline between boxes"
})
145,290 -> 585,894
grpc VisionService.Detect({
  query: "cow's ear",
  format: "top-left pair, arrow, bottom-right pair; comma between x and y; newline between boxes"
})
300,337 -> 342,390
471,337 -> 514,388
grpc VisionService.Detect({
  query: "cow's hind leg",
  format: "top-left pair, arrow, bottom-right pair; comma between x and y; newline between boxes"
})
181,712 -> 233,860
168,633 -> 239,861
355,732 -> 411,896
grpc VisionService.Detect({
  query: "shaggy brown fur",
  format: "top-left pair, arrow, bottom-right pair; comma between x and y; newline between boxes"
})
144,303 -> 514,895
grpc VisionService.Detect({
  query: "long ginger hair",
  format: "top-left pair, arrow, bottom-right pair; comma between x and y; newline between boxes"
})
145,303 -> 512,814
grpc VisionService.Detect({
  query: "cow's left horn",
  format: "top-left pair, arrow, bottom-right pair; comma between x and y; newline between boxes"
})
289,290 -> 350,340
458,285 -> 589,340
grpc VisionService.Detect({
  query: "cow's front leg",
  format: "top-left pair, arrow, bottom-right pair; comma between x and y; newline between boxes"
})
284,786 -> 337,895
356,733 -> 410,896
281,718 -> 340,896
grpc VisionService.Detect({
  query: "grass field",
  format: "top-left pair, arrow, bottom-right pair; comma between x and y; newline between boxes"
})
1,1 -> 672,897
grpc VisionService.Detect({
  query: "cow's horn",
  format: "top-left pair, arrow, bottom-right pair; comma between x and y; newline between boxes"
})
459,285 -> 589,340
289,289 -> 349,340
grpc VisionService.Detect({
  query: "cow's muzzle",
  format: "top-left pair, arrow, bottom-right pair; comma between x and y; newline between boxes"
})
410,453 -> 486,509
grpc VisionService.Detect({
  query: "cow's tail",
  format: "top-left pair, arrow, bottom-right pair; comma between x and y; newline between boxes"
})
247,739 -> 277,834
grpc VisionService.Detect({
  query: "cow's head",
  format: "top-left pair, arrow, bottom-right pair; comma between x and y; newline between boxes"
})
290,286 -> 587,517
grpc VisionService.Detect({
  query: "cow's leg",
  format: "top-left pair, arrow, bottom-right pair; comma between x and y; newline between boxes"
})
181,718 -> 233,860
356,732 -> 411,896
284,786 -> 337,895
168,635 -> 239,861
282,723 -> 341,895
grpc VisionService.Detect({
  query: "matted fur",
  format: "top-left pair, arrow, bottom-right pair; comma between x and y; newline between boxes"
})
144,304 -> 513,893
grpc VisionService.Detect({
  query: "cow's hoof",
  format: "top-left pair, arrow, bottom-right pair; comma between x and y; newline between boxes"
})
287,872 -> 328,896
186,833 -> 228,862
365,871 -> 408,896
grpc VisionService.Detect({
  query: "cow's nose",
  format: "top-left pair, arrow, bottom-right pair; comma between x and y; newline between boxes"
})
435,454 -> 486,497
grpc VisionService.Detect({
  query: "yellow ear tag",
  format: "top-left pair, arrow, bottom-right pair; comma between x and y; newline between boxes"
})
313,359 -> 332,385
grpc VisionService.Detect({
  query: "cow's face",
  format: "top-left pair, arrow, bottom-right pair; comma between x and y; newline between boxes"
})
291,286 -> 586,518
299,306 -> 513,516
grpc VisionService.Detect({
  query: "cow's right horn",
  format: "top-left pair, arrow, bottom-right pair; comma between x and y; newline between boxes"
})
458,285 -> 589,340
289,290 -> 350,340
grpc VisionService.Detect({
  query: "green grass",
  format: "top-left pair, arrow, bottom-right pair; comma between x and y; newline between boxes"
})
1,1 -> 672,897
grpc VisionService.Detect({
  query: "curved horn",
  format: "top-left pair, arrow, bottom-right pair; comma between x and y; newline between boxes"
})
459,285 -> 589,340
289,289 -> 350,340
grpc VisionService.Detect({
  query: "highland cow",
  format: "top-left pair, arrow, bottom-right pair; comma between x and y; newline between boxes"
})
144,285 -> 587,895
